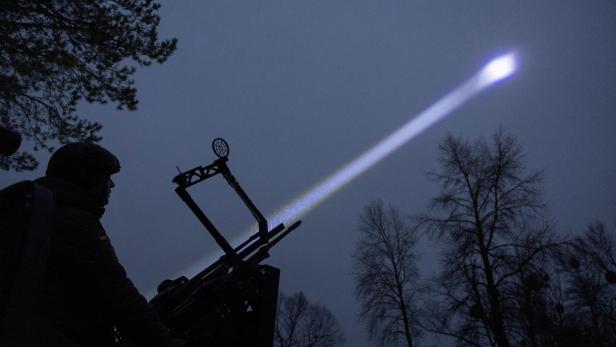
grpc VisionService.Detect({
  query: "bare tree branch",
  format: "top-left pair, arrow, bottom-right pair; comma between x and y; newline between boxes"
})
353,201 -> 420,347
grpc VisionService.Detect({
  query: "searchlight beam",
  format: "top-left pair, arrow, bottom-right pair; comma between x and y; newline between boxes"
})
267,52 -> 517,227
176,52 -> 518,280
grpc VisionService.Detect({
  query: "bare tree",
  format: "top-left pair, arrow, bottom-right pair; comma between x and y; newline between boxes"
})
505,236 -> 563,347
555,221 -> 616,347
353,200 -> 420,347
418,131 -> 551,347
275,291 -> 345,347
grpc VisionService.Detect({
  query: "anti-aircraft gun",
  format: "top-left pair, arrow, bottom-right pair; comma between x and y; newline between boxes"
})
149,138 -> 301,347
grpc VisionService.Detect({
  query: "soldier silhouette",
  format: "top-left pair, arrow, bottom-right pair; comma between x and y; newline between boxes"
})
1,143 -> 178,347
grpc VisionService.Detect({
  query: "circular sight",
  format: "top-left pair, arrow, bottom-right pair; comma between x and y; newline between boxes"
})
212,138 -> 229,158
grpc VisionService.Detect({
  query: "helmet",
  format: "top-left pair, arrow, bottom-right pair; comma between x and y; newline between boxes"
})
46,143 -> 121,185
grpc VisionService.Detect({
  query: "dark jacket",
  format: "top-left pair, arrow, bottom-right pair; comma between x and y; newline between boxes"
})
3,177 -> 173,347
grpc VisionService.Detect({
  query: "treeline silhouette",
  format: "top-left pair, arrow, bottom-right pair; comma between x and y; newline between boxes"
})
353,130 -> 615,347
0,0 -> 176,171
274,291 -> 345,347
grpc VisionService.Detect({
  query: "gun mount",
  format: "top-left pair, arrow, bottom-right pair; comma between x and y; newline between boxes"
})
150,138 -> 301,347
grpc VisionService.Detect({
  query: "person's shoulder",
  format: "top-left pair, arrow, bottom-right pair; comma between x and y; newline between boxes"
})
51,204 -> 111,254
0,180 -> 33,212
0,180 -> 33,200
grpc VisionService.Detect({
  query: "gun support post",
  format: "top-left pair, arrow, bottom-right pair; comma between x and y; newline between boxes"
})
151,138 -> 301,347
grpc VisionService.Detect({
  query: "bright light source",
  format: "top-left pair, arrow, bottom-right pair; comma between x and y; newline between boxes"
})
478,53 -> 516,86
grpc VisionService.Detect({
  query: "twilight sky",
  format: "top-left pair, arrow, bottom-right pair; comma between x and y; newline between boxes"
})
3,1 -> 616,345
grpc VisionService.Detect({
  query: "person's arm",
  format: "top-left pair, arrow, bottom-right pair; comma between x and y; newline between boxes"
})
60,213 -> 174,347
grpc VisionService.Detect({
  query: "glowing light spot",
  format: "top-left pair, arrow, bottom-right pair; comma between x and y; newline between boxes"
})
478,53 -> 516,86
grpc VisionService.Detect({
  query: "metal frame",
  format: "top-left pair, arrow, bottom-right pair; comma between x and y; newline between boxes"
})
172,155 -> 275,262
151,139 -> 301,346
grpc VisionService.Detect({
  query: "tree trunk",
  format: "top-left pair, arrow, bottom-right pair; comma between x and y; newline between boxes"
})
392,255 -> 413,347
477,229 -> 511,347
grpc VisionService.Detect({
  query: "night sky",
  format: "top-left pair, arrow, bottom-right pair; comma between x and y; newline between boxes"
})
3,1 -> 616,345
